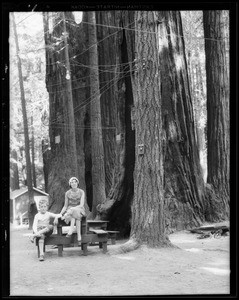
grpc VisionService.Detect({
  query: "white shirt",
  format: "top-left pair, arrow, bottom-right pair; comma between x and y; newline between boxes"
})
33,211 -> 58,233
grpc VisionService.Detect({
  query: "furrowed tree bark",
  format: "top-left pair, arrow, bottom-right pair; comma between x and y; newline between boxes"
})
43,12 -> 86,212
203,10 -> 230,219
96,11 -> 135,236
42,139 -> 51,193
128,11 -> 171,247
88,11 -> 107,218
158,11 -> 207,230
96,11 -> 118,196
12,13 -> 35,229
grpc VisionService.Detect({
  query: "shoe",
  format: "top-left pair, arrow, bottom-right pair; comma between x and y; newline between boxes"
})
29,236 -> 35,243
39,255 -> 44,261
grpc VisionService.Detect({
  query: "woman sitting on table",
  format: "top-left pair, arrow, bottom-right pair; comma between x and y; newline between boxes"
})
59,177 -> 87,245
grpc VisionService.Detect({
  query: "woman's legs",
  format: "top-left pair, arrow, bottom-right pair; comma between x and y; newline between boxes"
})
75,219 -> 82,242
67,218 -> 75,236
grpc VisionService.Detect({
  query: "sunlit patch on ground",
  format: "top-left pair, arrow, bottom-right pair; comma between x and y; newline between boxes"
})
207,260 -> 228,266
112,255 -> 136,261
200,267 -> 230,276
22,233 -> 32,237
185,248 -> 201,252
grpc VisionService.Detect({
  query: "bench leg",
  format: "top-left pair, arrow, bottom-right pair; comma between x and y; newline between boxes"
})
102,241 -> 107,254
37,245 -> 40,258
99,242 -> 102,249
82,243 -> 88,256
58,245 -> 63,257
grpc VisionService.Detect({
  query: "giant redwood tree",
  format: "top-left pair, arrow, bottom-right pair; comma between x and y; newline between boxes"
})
129,11 -> 170,247
157,11 -> 208,230
203,10 -> 230,218
43,12 -> 88,212
96,10 -> 210,238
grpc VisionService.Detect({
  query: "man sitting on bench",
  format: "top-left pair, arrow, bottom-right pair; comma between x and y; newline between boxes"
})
29,198 -> 61,261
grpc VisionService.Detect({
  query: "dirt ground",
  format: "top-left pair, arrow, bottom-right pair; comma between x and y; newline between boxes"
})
9,221 -> 230,296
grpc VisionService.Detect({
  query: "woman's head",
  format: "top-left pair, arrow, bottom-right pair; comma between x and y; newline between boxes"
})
69,177 -> 79,188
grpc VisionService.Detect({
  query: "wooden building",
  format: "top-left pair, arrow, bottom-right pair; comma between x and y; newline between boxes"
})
10,187 -> 49,225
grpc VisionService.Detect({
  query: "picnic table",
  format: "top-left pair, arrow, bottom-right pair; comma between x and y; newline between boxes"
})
35,217 -> 119,258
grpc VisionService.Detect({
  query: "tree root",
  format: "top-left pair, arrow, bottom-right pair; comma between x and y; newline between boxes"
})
107,238 -> 140,255
107,237 -> 178,255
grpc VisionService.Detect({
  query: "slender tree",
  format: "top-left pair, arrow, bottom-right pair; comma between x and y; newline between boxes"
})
203,10 -> 230,218
12,13 -> 35,229
88,11 -> 107,218
10,149 -> 20,191
31,116 -> 37,187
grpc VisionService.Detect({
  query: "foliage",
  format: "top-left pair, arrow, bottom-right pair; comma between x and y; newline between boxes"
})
9,12 -> 49,189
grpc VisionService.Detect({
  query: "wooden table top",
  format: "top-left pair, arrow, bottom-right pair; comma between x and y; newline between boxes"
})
87,220 -> 109,223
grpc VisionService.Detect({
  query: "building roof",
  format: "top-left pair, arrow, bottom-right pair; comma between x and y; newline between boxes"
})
10,187 -> 49,199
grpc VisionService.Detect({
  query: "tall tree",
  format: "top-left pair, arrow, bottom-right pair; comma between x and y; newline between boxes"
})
12,13 -> 35,229
10,149 -> 20,191
88,11 -> 107,218
62,12 -> 78,178
96,11 -> 211,236
95,11 -> 136,236
203,10 -> 230,218
129,11 -> 170,247
43,12 -> 87,212
31,116 -> 37,187
158,11 -> 208,229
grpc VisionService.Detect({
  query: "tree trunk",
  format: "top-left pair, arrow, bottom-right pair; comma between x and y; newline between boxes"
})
158,11 -> 207,230
42,139 -> 51,193
130,11 -> 170,247
194,51 -> 207,182
203,10 -> 230,218
96,11 -> 118,196
88,11 -> 107,218
31,116 -> 37,187
10,149 -> 20,190
95,11 -> 135,236
12,13 -> 35,229
43,12 -> 86,212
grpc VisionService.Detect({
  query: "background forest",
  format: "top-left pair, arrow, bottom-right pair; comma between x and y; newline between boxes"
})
9,10 -> 230,247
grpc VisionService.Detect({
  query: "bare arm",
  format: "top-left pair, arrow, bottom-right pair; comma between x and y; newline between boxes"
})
79,189 -> 85,207
60,192 -> 69,215
49,212 -> 62,218
32,214 -> 38,234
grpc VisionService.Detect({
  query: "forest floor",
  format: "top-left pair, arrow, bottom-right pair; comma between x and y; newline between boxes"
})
9,221 -> 230,297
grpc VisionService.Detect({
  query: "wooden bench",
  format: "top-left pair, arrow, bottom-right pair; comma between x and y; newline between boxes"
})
105,231 -> 120,245
36,217 -> 108,257
35,218 -> 119,257
88,228 -> 108,252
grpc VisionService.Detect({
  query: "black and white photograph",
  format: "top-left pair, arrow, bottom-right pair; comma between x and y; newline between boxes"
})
2,2 -> 237,297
